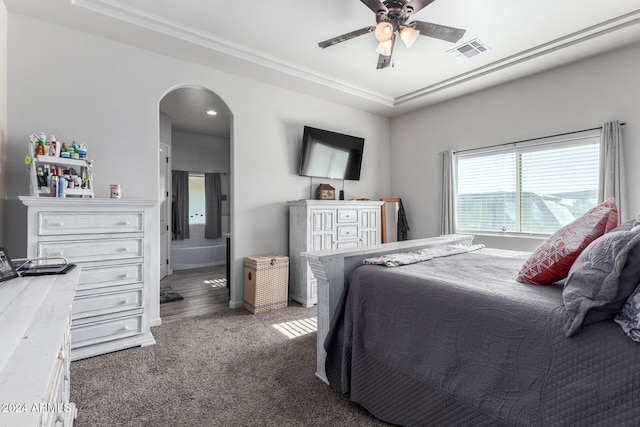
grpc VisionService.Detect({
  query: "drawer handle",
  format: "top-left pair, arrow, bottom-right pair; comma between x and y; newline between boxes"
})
51,222 -> 64,227
118,273 -> 130,279
119,221 -> 131,226
121,326 -> 130,331
121,299 -> 130,305
118,248 -> 130,252
50,251 -> 64,256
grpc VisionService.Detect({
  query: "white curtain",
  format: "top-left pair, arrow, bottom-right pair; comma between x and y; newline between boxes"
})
440,150 -> 456,235
599,121 -> 626,223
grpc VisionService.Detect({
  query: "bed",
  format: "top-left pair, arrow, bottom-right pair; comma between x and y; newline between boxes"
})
303,228 -> 640,426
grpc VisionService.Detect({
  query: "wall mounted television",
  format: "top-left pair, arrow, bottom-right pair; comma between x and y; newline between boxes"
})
298,126 -> 365,181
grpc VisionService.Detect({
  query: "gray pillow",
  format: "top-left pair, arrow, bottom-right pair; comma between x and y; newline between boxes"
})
610,218 -> 639,233
563,227 -> 640,337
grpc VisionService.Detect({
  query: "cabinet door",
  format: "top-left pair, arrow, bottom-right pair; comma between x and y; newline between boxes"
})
359,209 -> 380,247
310,210 -> 335,250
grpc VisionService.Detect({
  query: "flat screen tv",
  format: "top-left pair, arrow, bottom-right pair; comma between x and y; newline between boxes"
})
298,126 -> 364,181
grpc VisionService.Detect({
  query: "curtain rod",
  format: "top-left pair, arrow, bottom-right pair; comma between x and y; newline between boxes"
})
452,122 -> 626,155
174,170 -> 227,175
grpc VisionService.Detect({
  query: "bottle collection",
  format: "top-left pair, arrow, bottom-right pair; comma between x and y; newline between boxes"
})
36,164 -> 89,197
30,132 -> 88,159
28,132 -> 92,198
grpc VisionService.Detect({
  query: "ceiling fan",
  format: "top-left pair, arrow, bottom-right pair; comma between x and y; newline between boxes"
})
318,0 -> 466,69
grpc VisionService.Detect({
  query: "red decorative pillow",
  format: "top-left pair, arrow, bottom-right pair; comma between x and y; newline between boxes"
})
517,198 -> 618,285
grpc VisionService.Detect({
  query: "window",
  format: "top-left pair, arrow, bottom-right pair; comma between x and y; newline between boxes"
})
188,174 -> 205,224
455,133 -> 600,235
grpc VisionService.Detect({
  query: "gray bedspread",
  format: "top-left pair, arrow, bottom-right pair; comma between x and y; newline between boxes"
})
325,248 -> 640,426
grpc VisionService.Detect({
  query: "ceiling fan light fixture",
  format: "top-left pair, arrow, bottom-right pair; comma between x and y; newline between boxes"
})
375,22 -> 394,42
400,26 -> 420,48
376,40 -> 393,56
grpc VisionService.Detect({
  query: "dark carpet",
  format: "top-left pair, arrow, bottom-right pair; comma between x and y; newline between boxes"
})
70,304 -> 389,426
159,286 -> 184,303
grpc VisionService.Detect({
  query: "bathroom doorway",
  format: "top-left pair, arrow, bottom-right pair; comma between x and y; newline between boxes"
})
158,85 -> 232,322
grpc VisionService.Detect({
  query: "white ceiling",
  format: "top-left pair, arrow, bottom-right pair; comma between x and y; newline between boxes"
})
6,0 -> 640,137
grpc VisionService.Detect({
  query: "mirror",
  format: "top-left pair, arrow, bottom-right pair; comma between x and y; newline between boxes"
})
380,198 -> 401,243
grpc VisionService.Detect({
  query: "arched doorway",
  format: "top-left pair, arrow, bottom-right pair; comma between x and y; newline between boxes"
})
158,85 -> 232,322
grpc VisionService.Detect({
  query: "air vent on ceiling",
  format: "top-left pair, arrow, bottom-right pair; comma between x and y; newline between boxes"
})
447,39 -> 490,61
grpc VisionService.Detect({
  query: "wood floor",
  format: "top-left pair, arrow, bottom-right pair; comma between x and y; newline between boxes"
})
159,265 -> 230,323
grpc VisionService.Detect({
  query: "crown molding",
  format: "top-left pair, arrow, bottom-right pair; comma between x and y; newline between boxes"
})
394,8 -> 640,107
72,0 -> 640,111
71,0 -> 395,107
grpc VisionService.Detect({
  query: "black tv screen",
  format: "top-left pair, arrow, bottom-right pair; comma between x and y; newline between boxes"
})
298,126 -> 364,181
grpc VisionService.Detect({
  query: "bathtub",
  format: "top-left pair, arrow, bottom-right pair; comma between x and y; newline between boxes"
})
171,219 -> 229,271
171,243 -> 227,270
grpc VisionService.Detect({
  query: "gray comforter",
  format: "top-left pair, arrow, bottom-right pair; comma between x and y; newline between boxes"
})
325,248 -> 640,426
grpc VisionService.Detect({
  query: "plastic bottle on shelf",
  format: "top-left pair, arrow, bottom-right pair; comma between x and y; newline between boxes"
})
50,135 -> 58,157
50,175 -> 58,197
35,140 -> 45,156
58,176 -> 67,198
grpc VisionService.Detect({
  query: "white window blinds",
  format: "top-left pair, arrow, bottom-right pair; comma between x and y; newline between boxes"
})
456,134 -> 600,235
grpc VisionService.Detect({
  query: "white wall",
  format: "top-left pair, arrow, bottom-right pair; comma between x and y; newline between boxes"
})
0,2 -> 7,245
390,41 -> 640,252
5,14 -> 391,316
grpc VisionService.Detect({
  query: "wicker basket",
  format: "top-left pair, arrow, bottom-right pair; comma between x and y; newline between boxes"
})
243,255 -> 289,314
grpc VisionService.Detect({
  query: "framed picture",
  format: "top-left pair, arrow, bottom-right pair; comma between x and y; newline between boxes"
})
0,247 -> 19,282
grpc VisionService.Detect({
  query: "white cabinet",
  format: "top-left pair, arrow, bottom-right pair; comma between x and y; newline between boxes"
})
0,269 -> 80,427
20,196 -> 156,361
288,200 -> 383,307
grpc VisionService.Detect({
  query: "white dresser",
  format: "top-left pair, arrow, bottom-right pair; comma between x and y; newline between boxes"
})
20,197 -> 156,361
288,199 -> 383,307
0,268 -> 80,427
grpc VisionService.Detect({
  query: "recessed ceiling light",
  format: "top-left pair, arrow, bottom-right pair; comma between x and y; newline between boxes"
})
206,110 -> 217,116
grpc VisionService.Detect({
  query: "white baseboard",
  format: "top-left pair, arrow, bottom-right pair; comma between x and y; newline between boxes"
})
229,300 -> 243,309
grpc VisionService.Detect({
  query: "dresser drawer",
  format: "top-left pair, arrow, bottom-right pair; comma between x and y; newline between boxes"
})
43,355 -> 65,427
71,315 -> 142,348
73,289 -> 142,320
38,238 -> 143,263
337,209 -> 358,223
336,225 -> 358,241
77,263 -> 143,292
38,212 -> 143,235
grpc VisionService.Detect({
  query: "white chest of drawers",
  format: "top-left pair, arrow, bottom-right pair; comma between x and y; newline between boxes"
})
0,269 -> 80,427
288,200 -> 383,307
20,197 -> 156,361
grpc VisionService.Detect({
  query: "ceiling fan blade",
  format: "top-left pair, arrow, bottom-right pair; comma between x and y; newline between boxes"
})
405,0 -> 436,14
376,36 -> 395,69
318,26 -> 375,49
360,0 -> 388,15
376,54 -> 392,69
411,21 -> 466,43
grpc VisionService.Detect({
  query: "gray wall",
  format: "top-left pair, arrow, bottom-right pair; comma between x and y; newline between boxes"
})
0,3 -> 7,245
4,14 -> 392,319
390,41 -> 640,252
171,131 -> 230,217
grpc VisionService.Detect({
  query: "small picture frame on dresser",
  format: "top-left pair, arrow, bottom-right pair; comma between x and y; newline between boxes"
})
0,247 -> 19,283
